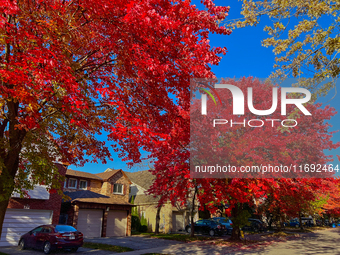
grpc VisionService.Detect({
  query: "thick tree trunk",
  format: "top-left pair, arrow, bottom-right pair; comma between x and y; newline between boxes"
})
0,152 -> 23,238
230,205 -> 241,241
0,100 -> 26,238
190,207 -> 195,237
299,212 -> 303,230
281,215 -> 285,230
231,226 -> 241,240
275,208 -> 282,232
190,185 -> 197,237
0,175 -> 16,238
0,199 -> 10,239
155,203 -> 162,234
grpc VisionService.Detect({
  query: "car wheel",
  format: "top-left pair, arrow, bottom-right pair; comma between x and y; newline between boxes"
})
18,239 -> 26,250
43,241 -> 52,254
209,230 -> 215,236
186,227 -> 191,233
253,226 -> 259,232
70,247 -> 78,252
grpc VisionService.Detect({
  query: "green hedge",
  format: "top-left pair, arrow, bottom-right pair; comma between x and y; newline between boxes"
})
131,196 -> 148,232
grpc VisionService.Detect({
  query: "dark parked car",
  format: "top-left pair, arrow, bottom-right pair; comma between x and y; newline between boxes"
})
185,219 -> 226,236
211,217 -> 233,234
242,218 -> 266,232
284,218 -> 314,228
18,225 -> 83,254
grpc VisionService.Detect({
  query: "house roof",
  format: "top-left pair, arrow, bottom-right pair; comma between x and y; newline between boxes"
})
64,190 -> 132,206
131,194 -> 160,204
95,169 -> 120,181
66,169 -> 102,180
95,168 -> 132,184
125,170 -> 155,190
66,168 -> 132,184
64,190 -> 109,200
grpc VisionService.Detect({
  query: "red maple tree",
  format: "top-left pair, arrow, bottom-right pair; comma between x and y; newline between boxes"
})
0,0 -> 231,236
148,77 -> 339,239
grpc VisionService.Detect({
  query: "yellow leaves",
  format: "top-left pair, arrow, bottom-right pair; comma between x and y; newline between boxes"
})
288,20 -> 317,41
306,1 -> 330,17
226,0 -> 340,90
274,22 -> 286,31
27,103 -> 38,113
325,37 -> 340,56
262,37 -> 277,47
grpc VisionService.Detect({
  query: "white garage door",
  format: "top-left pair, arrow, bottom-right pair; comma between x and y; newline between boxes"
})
106,210 -> 127,236
0,209 -> 52,247
77,209 -> 103,238
172,212 -> 184,232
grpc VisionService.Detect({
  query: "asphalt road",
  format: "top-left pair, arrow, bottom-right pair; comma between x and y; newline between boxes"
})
1,228 -> 340,255
137,228 -> 340,255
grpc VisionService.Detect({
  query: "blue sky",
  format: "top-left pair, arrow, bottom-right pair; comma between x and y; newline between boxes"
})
70,0 -> 339,174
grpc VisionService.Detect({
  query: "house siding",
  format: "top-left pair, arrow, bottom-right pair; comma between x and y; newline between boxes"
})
90,180 -> 102,193
135,203 -> 197,233
106,172 -> 130,203
64,178 -> 99,193
7,163 -> 67,224
61,169 -> 133,237
67,202 -> 131,237
7,192 -> 62,224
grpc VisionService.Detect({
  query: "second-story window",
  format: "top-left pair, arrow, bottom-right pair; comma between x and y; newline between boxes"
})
113,183 -> 123,194
79,180 -> 87,190
68,178 -> 77,189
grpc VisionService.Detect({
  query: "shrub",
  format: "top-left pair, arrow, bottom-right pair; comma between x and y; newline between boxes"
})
139,225 -> 148,233
132,215 -> 141,231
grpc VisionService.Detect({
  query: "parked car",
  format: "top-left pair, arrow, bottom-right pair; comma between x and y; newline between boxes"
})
211,217 -> 233,235
185,219 -> 226,236
242,218 -> 266,232
301,217 -> 314,227
18,225 -> 83,254
285,219 -> 300,227
285,218 -> 314,228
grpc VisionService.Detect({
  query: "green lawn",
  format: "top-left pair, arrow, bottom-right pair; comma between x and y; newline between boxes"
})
141,254 -> 171,255
0,252 -> 9,255
83,242 -> 134,252
137,233 -> 218,242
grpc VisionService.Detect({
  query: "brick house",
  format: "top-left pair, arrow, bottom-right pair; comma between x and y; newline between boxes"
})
126,170 -> 198,233
0,163 -> 67,247
60,168 -> 133,238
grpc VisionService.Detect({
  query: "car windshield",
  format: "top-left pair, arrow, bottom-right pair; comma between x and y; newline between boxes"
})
55,225 -> 77,232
